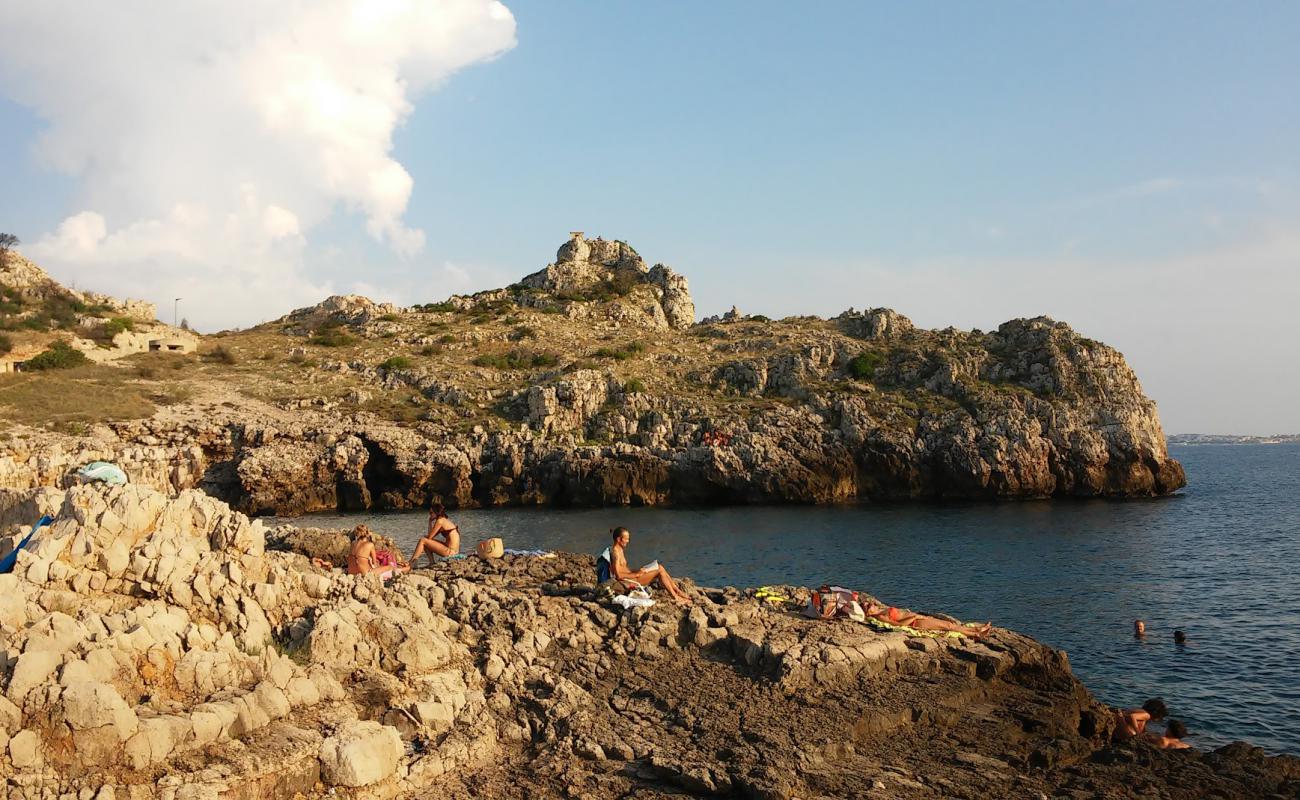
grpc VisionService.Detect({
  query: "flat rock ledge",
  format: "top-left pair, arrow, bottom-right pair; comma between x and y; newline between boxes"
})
0,485 -> 1296,799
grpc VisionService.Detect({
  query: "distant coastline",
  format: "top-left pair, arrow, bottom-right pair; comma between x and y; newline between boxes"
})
1168,433 -> 1300,446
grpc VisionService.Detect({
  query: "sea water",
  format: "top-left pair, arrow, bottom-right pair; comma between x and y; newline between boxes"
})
284,443 -> 1300,755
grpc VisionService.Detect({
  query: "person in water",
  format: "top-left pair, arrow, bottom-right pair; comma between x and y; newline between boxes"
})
1174,630 -> 1187,645
861,600 -> 993,638
1150,719 -> 1192,749
608,526 -> 692,606
347,525 -> 408,580
1134,619 -> 1147,638
410,503 -> 461,567
1114,698 -> 1169,741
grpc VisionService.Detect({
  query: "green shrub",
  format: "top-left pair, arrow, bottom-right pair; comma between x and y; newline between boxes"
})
421,302 -> 457,313
608,270 -> 640,297
308,325 -> 354,347
105,317 -> 135,335
623,378 -> 647,394
593,340 -> 646,361
0,285 -> 24,316
691,326 -> 728,339
437,334 -> 456,344
748,314 -> 771,323
24,340 -> 88,370
510,325 -> 537,341
419,344 -> 443,356
472,349 -> 560,370
378,313 -> 400,322
380,356 -> 412,370
848,352 -> 882,380
204,345 -> 238,365
0,333 -> 11,355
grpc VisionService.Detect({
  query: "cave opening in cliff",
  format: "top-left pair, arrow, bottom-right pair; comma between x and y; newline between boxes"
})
360,439 -> 406,510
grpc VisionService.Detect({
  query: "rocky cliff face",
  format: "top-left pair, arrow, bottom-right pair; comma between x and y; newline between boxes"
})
0,236 -> 1183,514
0,485 -> 1291,798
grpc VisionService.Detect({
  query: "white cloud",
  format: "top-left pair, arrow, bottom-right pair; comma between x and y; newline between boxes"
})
0,0 -> 516,330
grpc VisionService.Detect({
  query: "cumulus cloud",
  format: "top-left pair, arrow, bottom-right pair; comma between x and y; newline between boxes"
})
0,0 -> 516,330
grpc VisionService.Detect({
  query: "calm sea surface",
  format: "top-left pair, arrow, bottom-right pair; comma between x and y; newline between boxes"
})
284,443 -> 1300,755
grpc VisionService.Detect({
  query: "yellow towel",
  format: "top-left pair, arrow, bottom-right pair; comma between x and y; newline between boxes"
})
863,617 -> 972,639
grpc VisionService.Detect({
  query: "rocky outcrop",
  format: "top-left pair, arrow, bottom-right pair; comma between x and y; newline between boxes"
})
0,251 -> 156,322
0,237 -> 1183,513
516,233 -> 696,331
280,294 -> 403,335
0,485 -> 1292,798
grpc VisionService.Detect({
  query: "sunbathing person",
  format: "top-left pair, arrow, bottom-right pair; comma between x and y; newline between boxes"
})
347,525 -> 408,580
1114,698 -> 1168,741
410,503 -> 461,566
1151,719 -> 1192,749
861,600 -> 992,638
608,526 -> 692,606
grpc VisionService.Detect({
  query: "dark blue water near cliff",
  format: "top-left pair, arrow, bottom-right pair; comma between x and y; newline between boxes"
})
290,443 -> 1300,755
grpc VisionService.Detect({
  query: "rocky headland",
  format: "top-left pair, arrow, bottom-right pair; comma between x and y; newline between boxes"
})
0,236 -> 1183,517
0,238 -> 1223,797
0,485 -> 1295,799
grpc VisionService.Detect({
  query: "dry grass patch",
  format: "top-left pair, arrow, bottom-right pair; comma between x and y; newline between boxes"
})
0,366 -> 156,425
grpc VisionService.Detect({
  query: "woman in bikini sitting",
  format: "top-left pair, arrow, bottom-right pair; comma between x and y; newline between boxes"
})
862,600 -> 993,638
347,525 -> 409,580
1113,698 -> 1168,742
411,503 -> 461,567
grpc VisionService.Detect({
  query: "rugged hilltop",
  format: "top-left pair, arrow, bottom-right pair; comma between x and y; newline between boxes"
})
0,484 -> 1294,799
0,236 -> 1183,515
0,253 -> 195,372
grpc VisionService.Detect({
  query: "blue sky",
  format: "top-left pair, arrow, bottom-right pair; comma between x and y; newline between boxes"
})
1,2 -> 1297,433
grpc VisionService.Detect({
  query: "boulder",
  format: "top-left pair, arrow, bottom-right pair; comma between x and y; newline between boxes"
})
318,720 -> 403,787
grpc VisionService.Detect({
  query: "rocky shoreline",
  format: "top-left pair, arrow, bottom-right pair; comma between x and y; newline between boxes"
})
1,238 -> 1184,518
0,484 -> 1296,799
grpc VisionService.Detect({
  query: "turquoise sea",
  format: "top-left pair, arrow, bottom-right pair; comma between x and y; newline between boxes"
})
287,443 -> 1300,755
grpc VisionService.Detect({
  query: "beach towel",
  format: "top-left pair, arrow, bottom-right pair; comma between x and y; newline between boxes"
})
596,547 -> 612,583
862,616 -> 972,640
612,587 -> 655,610
0,515 -> 53,574
504,548 -> 555,558
77,462 -> 127,485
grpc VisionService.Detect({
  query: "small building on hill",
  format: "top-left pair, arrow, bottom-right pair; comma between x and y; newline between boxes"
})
149,336 -> 197,354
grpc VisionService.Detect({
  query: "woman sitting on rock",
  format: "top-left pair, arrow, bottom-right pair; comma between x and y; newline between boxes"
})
861,600 -> 992,638
347,525 -> 409,580
410,503 -> 461,566
1113,698 -> 1168,741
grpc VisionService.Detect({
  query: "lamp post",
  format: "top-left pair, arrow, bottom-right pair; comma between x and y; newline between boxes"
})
174,298 -> 181,328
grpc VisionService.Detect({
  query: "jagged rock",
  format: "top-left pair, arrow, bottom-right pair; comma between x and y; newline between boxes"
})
516,234 -> 695,331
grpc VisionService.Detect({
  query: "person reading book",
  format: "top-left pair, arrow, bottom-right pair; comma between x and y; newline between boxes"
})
608,526 -> 692,606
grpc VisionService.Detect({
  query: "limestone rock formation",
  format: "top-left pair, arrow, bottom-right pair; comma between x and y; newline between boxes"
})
0,484 -> 1292,798
517,233 -> 696,331
281,294 -> 403,332
0,236 -> 1183,512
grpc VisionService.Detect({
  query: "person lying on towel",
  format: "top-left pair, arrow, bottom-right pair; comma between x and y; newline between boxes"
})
862,599 -> 992,638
